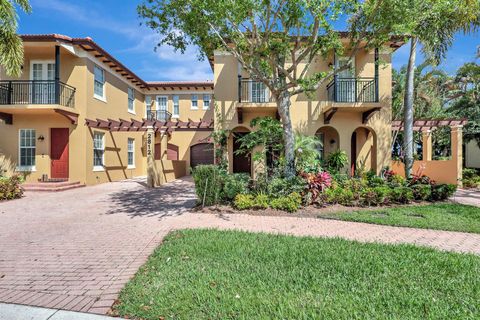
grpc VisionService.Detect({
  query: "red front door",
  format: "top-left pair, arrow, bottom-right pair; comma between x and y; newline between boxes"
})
51,128 -> 69,179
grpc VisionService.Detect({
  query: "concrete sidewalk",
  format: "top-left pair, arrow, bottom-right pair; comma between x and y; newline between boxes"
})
0,303 -> 125,320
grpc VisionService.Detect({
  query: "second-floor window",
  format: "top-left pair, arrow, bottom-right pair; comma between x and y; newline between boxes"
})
94,65 -> 105,100
203,94 -> 211,110
128,87 -> 135,113
145,96 -> 152,118
191,95 -> 198,110
173,95 -> 179,117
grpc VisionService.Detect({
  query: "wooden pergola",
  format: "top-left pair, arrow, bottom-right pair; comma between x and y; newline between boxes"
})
85,118 -> 214,134
392,119 -> 467,132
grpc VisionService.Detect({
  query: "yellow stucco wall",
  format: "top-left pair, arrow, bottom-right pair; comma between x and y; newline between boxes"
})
213,46 -> 393,174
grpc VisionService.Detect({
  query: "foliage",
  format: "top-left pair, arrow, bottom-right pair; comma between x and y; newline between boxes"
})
294,134 -> 321,173
324,186 -> 355,206
301,171 -> 332,205
270,193 -> 302,213
0,175 -> 23,200
0,0 -> 31,76
253,194 -> 269,209
360,186 -> 392,207
267,176 -> 306,199
408,174 -> 435,186
210,128 -> 229,170
192,165 -> 224,206
221,173 -> 250,201
324,150 -> 349,174
389,187 -> 414,204
431,184 -> 457,201
233,194 -> 255,210
462,168 -> 480,189
236,117 -> 284,176
411,184 -> 432,201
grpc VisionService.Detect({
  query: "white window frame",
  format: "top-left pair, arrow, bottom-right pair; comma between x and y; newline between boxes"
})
128,87 -> 135,114
145,95 -> 152,119
191,94 -> 198,110
203,94 -> 211,110
93,64 -> 106,102
93,132 -> 105,171
17,129 -> 36,171
172,95 -> 180,118
127,138 -> 135,169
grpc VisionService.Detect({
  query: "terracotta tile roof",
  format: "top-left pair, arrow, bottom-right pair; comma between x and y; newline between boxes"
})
20,34 -> 213,90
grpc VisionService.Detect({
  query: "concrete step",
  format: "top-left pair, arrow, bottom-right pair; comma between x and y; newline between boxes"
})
22,181 -> 86,192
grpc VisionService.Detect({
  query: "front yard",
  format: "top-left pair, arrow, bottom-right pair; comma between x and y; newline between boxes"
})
318,203 -> 480,234
114,229 -> 480,319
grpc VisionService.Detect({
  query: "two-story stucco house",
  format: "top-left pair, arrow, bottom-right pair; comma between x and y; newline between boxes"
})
213,37 -> 404,176
0,33 -> 403,186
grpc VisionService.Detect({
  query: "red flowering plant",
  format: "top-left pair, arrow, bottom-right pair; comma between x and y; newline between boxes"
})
301,171 -> 332,205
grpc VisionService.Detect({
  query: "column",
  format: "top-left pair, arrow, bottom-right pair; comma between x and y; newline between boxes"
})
422,130 -> 432,161
146,126 -> 155,188
451,125 -> 463,186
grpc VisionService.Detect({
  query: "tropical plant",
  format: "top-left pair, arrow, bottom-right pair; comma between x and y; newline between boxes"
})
221,173 -> 250,201
0,175 -> 23,200
270,192 -> 302,213
139,0 -> 407,177
301,171 -> 332,205
324,150 -> 349,174
294,134 -> 321,173
192,165 -> 224,206
0,0 -> 31,76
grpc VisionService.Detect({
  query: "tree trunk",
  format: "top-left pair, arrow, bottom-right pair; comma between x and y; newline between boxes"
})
403,37 -> 417,178
277,90 -> 295,178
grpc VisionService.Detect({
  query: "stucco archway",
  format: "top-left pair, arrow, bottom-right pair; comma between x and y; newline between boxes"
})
351,126 -> 377,175
315,126 -> 340,160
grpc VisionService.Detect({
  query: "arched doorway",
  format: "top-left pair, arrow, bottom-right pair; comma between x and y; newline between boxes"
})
230,127 -> 251,175
315,126 -> 340,161
351,127 -> 377,175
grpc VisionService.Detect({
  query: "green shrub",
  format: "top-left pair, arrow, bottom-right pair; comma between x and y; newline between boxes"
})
390,186 -> 414,204
253,194 -> 269,209
221,173 -> 250,201
368,176 -> 386,188
462,168 -> 480,188
192,165 -> 224,206
0,175 -> 23,201
325,150 -> 348,174
233,194 -> 255,210
462,168 -> 478,179
411,184 -> 432,201
267,176 -> 306,198
430,184 -> 457,201
324,187 -> 355,206
360,186 -> 390,206
342,178 -> 368,201
387,174 -> 407,187
270,192 -> 302,213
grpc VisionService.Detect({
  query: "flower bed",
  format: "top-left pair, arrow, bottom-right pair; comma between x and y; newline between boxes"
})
192,165 -> 457,213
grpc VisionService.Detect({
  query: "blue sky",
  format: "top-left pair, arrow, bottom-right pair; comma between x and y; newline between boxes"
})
18,0 -> 479,81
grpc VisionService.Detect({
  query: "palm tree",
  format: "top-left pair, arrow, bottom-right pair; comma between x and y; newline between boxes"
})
0,0 -> 31,76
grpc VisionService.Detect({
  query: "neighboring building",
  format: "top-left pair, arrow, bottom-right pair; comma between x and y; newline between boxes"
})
213,37 -> 404,176
0,35 -> 213,185
466,140 -> 480,168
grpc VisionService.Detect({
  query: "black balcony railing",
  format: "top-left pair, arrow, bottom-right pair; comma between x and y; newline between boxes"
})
147,110 -> 172,121
239,78 -> 274,103
0,80 -> 76,108
327,77 -> 378,103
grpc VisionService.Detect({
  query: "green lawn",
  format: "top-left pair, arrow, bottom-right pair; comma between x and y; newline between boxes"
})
320,203 -> 480,234
114,229 -> 480,319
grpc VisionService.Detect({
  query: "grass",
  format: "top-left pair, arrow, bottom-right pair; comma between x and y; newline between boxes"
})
320,203 -> 480,234
114,229 -> 480,319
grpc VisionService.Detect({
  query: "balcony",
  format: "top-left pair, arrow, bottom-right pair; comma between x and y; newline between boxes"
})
147,110 -> 172,122
238,78 -> 275,103
326,77 -> 378,103
0,80 -> 76,108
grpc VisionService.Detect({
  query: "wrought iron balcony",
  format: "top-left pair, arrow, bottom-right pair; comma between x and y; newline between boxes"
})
327,77 -> 378,103
0,80 -> 76,108
147,110 -> 172,121
238,78 -> 274,103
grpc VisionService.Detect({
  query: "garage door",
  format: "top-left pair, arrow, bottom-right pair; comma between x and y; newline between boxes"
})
190,143 -> 214,168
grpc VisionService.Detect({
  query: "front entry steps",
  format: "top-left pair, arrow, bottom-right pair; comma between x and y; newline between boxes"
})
22,181 -> 86,192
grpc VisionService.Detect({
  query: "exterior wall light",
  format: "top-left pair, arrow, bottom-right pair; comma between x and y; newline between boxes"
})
38,135 -> 45,142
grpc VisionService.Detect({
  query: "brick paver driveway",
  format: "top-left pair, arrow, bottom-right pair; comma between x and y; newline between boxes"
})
1,177 -> 479,315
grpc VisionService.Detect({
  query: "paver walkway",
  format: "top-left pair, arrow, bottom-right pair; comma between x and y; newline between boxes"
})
453,188 -> 480,207
0,177 -> 479,315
